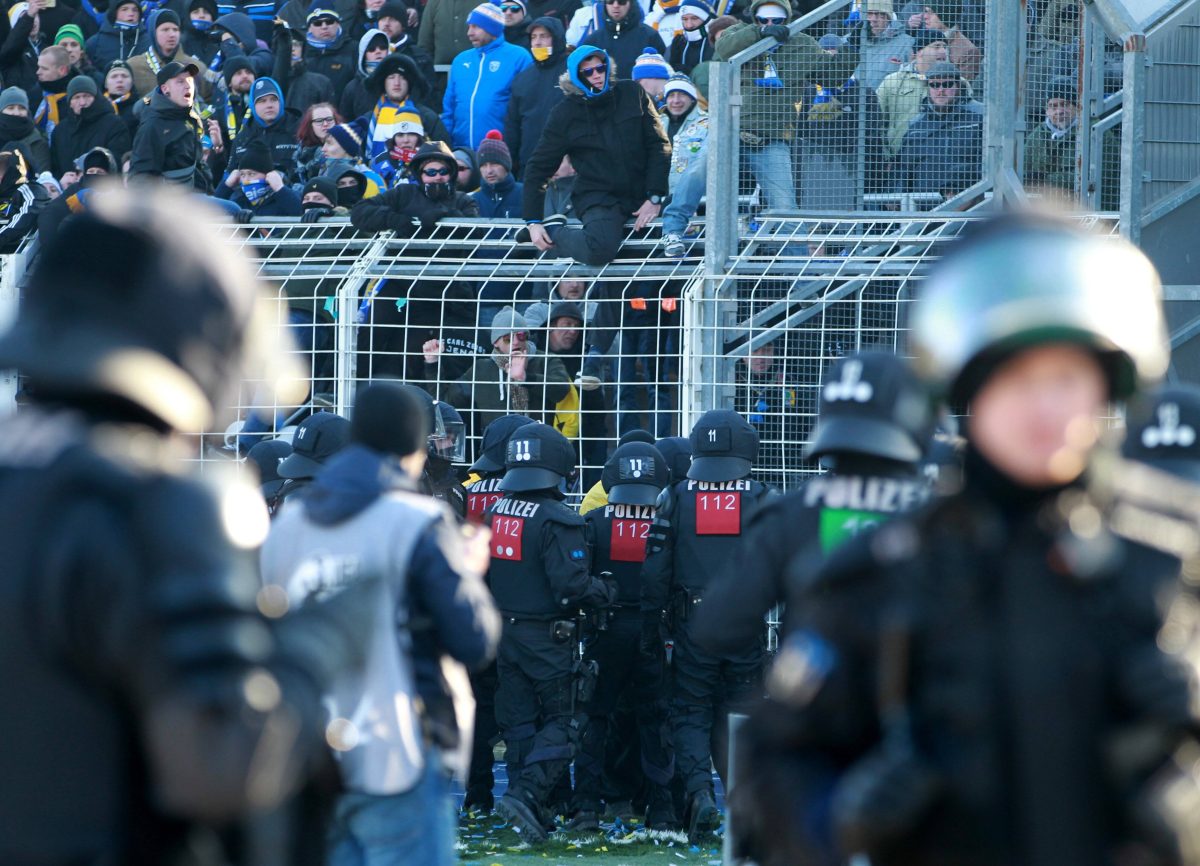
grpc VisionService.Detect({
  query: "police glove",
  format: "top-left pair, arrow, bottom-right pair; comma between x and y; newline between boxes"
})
761,23 -> 790,43
301,206 -> 332,223
831,741 -> 942,858
600,574 -> 619,607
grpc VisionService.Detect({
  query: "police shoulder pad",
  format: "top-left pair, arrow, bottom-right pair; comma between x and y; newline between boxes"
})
654,483 -> 677,517
543,499 -> 586,527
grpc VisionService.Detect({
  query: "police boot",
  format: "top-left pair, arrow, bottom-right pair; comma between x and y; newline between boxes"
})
686,790 -> 721,841
497,789 -> 550,844
645,786 -> 680,831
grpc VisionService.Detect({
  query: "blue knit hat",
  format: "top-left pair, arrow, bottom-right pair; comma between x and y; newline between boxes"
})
306,0 -> 341,23
467,2 -> 505,37
631,47 -> 671,81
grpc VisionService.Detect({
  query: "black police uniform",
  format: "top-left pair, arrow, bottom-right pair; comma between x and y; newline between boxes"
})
694,351 -> 934,657
572,443 -> 676,826
459,415 -> 537,811
1122,384 -> 1200,483
0,188 -> 372,866
490,424 -> 616,841
640,410 -> 772,835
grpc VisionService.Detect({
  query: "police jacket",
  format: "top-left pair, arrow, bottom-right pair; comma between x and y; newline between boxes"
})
465,473 -> 506,523
521,77 -> 671,220
129,90 -> 214,192
503,15 -> 567,175
0,408 -> 364,865
441,36 -> 533,150
693,463 -> 929,657
640,475 -> 773,611
487,491 -> 613,617
587,500 -> 657,606
762,449 -> 1200,866
262,444 -> 500,792
49,96 -> 133,178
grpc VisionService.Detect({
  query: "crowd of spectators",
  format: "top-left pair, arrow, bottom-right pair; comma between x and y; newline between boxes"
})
0,0 -> 1101,479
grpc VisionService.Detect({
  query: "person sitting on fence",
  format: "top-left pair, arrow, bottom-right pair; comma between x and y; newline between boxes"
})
891,59 -> 982,204
713,0 -> 858,214
518,45 -> 671,267
427,306 -> 573,439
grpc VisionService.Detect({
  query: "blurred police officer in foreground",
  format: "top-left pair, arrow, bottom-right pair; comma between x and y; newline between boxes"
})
570,441 -> 677,831
261,381 -> 500,866
1122,383 -> 1200,483
489,423 -> 617,843
734,214 -> 1200,866
461,413 -> 536,814
640,409 -> 773,841
0,186 -> 373,866
694,350 -> 933,656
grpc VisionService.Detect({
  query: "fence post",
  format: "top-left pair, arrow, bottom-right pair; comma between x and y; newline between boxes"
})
333,233 -> 394,415
1120,34 -> 1148,242
983,0 -> 1023,207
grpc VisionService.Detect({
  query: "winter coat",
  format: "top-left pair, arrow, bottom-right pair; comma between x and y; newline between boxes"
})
876,64 -> 926,157
0,114 -> 51,177
228,113 -> 301,179
580,3 -> 665,81
128,48 -> 213,103
49,96 -> 132,177
473,172 -> 523,218
667,30 -> 712,76
417,0 -> 477,65
181,19 -> 220,66
303,28 -> 358,95
521,74 -> 670,220
440,345 -> 571,433
270,27 -> 337,118
504,18 -> 532,50
211,12 -> 274,77
893,95 -> 983,198
350,180 -> 479,233
0,156 -> 47,253
129,89 -> 213,191
666,103 -> 706,195
853,17 -> 912,92
715,0 -> 858,142
502,16 -> 567,176
0,12 -> 44,97
84,19 -> 150,70
441,37 -> 533,149
526,0 -> 580,28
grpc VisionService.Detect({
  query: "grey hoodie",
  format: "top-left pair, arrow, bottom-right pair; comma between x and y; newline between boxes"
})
855,17 -> 914,92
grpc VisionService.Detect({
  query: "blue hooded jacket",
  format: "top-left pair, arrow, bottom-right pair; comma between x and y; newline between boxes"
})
441,35 -> 533,150
228,76 -> 300,179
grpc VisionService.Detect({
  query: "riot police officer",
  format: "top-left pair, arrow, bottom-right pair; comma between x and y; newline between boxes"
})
735,214 -> 1200,866
640,409 -> 773,841
693,350 -> 934,656
489,423 -> 617,843
570,441 -> 676,831
1121,383 -> 1200,482
425,399 -> 469,519
461,412 -> 535,813
276,410 -> 352,506
0,187 -> 373,866
246,436 -> 294,516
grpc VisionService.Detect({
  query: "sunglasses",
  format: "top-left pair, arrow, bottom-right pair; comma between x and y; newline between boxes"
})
755,14 -> 786,23
607,0 -> 632,6
310,16 -> 337,25
422,166 -> 452,177
500,3 -> 523,10
928,81 -> 958,89
580,62 -> 607,77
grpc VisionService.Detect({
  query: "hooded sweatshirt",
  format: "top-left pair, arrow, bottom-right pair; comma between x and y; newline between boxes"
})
228,76 -> 299,178
84,4 -> 149,71
211,11 -> 275,76
339,28 -> 391,122
503,15 -> 567,176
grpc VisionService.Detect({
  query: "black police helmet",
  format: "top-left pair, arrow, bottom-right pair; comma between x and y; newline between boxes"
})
655,435 -> 692,485
687,409 -> 759,481
246,437 -> 292,500
603,442 -> 670,506
619,428 -> 656,446
804,350 -> 933,464
432,400 -> 467,463
471,413 -> 537,474
1122,384 -> 1200,483
351,381 -> 429,457
500,422 -> 576,492
278,411 -> 351,478
0,184 -> 298,434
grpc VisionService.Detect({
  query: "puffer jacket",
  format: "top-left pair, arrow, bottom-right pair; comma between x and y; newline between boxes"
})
441,36 -> 532,149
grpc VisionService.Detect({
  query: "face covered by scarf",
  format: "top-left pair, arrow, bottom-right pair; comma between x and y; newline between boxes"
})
241,178 -> 271,204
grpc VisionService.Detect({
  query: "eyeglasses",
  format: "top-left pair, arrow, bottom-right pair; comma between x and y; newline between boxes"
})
755,15 -> 786,24
580,63 -> 607,77
927,81 -> 958,90
422,166 -> 452,178
312,115 -> 336,124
